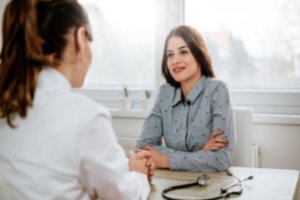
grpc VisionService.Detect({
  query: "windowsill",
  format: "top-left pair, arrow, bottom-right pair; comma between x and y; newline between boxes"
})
110,109 -> 149,119
74,87 -> 300,116
109,108 -> 300,125
254,113 -> 300,125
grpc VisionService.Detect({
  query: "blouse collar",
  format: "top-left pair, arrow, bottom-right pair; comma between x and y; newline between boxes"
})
172,76 -> 209,106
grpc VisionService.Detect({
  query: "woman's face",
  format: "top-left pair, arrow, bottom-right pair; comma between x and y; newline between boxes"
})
166,36 -> 201,86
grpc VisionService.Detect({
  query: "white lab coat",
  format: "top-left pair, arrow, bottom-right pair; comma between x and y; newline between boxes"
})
0,68 -> 150,200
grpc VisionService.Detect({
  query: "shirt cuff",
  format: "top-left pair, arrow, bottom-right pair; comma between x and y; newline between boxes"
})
131,171 -> 150,200
169,152 -> 184,170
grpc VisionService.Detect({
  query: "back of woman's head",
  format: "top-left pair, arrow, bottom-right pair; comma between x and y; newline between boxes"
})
161,25 -> 215,87
0,0 -> 91,128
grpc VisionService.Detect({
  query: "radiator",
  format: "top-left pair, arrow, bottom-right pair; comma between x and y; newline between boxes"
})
251,144 -> 260,167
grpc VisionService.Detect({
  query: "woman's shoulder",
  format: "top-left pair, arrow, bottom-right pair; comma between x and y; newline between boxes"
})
206,77 -> 229,90
158,83 -> 176,95
158,83 -> 177,100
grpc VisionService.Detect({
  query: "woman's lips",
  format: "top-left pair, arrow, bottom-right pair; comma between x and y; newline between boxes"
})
173,66 -> 185,73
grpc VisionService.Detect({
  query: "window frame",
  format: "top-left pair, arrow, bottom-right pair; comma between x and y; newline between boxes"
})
76,0 -> 300,118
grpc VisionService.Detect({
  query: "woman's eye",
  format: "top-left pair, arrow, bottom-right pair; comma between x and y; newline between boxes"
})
167,53 -> 173,57
180,50 -> 188,54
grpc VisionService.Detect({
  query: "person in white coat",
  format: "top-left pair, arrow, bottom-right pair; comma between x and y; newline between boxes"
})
0,0 -> 154,199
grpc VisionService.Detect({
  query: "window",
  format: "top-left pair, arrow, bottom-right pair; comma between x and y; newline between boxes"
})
0,0 -> 299,114
79,0 -> 156,89
185,0 -> 300,89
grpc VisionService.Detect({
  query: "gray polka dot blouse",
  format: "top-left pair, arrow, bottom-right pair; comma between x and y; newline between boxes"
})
136,76 -> 236,172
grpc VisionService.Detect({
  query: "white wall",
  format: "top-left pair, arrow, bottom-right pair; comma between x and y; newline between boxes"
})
110,110 -> 300,171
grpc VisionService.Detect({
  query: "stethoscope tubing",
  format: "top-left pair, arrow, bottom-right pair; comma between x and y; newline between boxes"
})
161,182 -> 242,200
161,172 -> 253,200
162,189 -> 234,200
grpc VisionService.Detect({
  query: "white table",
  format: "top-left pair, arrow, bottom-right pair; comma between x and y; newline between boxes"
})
149,167 -> 299,200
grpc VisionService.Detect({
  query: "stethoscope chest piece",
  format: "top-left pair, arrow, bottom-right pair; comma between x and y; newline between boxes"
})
197,174 -> 210,186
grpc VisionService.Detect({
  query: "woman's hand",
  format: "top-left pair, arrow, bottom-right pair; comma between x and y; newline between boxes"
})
142,146 -> 169,169
146,159 -> 155,182
128,149 -> 155,182
202,130 -> 229,152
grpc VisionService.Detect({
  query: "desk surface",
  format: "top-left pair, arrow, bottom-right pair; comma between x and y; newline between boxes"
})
149,167 -> 299,200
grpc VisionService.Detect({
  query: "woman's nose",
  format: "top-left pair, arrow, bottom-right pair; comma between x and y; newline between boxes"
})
172,54 -> 181,65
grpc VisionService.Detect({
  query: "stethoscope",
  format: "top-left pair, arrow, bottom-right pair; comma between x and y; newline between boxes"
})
161,170 -> 254,200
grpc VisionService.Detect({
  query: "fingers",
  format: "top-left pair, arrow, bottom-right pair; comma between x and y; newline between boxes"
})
146,157 -> 153,167
149,161 -> 155,170
214,137 -> 229,145
130,148 -> 153,159
147,162 -> 155,182
130,149 -> 156,182
202,137 -> 229,152
210,139 -> 229,150
142,146 -> 153,151
211,142 -> 227,150
135,150 -> 153,160
128,151 -> 137,160
211,130 -> 224,138
128,154 -> 148,175
209,145 -> 221,151
133,149 -> 143,154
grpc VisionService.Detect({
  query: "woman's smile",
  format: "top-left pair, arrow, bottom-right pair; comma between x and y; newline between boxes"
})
172,66 -> 185,73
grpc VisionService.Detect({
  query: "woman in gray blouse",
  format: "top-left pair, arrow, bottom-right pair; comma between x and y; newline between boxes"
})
137,25 -> 236,172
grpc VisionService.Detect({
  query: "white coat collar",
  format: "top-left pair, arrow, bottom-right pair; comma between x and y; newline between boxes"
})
37,67 -> 71,91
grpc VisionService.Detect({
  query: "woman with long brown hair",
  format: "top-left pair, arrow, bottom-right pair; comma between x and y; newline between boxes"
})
0,0 -> 153,199
137,25 -> 236,172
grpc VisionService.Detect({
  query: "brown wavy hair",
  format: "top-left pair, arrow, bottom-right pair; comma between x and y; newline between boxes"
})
161,25 -> 215,87
0,0 -> 91,128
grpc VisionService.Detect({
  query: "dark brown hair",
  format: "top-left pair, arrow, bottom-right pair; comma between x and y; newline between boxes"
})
0,0 -> 91,128
161,25 -> 215,87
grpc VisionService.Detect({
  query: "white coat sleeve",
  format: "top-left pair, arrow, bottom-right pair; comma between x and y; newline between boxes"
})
79,112 -> 150,200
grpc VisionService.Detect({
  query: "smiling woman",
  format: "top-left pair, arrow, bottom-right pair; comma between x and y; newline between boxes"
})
137,25 -> 236,172
166,36 -> 202,95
